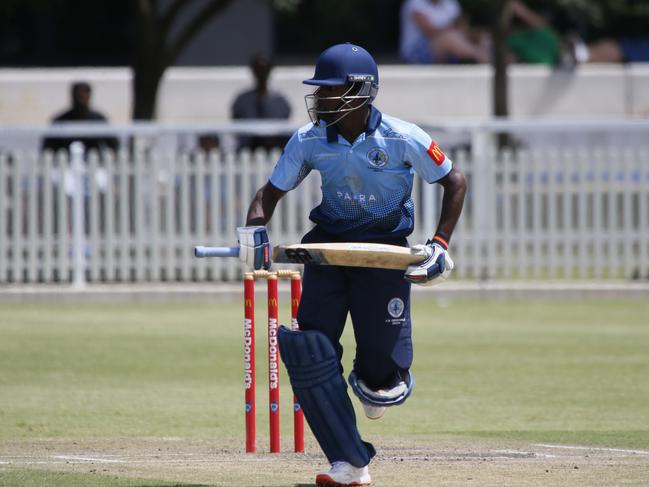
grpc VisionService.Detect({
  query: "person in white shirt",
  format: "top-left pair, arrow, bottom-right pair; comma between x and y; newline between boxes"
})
400,0 -> 489,64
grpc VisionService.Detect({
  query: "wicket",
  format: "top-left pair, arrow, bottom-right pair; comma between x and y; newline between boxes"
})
244,269 -> 305,453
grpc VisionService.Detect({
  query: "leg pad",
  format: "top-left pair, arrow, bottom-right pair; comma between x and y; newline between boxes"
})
278,326 -> 375,467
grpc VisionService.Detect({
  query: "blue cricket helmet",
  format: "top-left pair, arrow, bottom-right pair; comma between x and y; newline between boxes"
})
303,43 -> 379,88
303,43 -> 379,126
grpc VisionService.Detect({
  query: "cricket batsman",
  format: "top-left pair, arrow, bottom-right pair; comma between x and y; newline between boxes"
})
237,43 -> 466,486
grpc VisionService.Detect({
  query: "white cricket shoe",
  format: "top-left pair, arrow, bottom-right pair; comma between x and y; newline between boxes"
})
357,379 -> 408,420
315,461 -> 371,486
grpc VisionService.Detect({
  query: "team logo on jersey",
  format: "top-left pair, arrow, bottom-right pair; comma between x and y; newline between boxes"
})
367,147 -> 389,169
387,297 -> 405,318
427,140 -> 446,165
344,175 -> 363,193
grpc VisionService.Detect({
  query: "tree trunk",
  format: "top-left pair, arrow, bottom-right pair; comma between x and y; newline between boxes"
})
132,0 -> 163,120
131,0 -> 234,121
492,0 -> 513,148
132,58 -> 164,120
492,0 -> 512,118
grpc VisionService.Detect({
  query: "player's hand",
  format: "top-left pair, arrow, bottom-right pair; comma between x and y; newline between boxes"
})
237,226 -> 271,270
404,239 -> 454,286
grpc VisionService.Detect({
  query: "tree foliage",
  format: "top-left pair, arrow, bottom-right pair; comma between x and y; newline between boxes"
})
273,0 -> 402,58
460,0 -> 649,38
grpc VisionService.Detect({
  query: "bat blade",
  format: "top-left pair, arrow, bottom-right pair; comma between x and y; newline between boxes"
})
272,243 -> 426,270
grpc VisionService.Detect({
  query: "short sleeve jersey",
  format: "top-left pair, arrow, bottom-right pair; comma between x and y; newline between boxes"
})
269,106 -> 452,240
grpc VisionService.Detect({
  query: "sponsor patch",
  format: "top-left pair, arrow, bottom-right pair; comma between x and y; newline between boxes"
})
380,127 -> 406,139
314,152 -> 339,160
348,74 -> 373,82
299,129 -> 318,140
427,140 -> 446,165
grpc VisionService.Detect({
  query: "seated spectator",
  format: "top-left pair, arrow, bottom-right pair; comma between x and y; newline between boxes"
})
569,37 -> 649,63
42,81 -> 119,153
231,54 -> 291,151
506,1 -> 649,66
507,1 -> 562,66
399,0 -> 490,64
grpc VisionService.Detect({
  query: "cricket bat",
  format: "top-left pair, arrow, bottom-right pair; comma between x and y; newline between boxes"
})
272,242 -> 427,270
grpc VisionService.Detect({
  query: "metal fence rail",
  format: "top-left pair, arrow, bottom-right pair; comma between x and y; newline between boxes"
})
1,122 -> 648,285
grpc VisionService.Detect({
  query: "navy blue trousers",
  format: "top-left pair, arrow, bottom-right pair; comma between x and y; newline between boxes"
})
296,226 -> 413,390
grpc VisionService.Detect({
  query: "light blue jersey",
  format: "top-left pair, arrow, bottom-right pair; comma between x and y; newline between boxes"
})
269,106 -> 452,240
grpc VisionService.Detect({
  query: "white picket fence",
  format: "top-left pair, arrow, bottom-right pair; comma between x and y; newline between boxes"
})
1,121 -> 648,284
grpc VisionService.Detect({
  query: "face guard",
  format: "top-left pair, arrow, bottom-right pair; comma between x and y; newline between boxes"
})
304,74 -> 378,127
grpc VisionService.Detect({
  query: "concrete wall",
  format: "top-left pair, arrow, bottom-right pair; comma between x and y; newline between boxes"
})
1,64 -> 649,126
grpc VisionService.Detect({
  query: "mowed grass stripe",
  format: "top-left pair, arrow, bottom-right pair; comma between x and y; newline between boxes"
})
0,299 -> 647,448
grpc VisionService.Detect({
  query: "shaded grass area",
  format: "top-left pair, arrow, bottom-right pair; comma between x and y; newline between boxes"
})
0,298 -> 648,452
0,469 -> 212,487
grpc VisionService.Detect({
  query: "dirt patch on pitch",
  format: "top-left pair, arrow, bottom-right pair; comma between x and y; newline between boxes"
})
1,436 -> 648,486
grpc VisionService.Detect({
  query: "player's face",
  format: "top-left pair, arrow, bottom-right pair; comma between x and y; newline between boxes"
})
314,84 -> 359,123
315,85 -> 348,117
305,81 -> 370,126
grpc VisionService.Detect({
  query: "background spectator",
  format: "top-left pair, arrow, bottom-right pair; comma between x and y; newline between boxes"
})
506,1 -> 561,66
197,133 -> 221,153
42,81 -> 119,153
231,54 -> 291,151
399,0 -> 490,64
568,37 -> 649,64
501,1 -> 649,66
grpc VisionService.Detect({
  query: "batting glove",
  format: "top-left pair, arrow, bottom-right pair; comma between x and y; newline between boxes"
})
237,226 -> 271,270
404,236 -> 454,286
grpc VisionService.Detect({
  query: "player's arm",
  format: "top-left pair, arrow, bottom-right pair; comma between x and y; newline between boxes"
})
403,127 -> 466,285
237,182 -> 287,270
238,130 -> 306,270
432,166 -> 467,245
236,182 -> 285,270
246,181 -> 287,226
405,166 -> 466,286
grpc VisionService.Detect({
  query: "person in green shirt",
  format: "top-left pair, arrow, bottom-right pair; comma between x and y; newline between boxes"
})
506,0 -> 561,66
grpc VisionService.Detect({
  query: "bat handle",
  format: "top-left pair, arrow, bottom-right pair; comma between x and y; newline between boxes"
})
194,246 -> 240,258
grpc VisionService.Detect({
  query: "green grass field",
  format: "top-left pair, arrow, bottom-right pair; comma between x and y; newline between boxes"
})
1,297 -> 648,486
